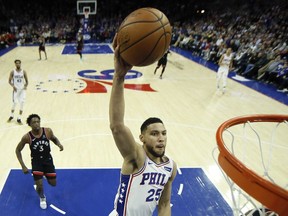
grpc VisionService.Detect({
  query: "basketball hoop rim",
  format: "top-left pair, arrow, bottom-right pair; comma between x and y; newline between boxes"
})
216,114 -> 288,215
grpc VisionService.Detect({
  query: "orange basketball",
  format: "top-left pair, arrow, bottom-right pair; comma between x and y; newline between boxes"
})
117,8 -> 171,67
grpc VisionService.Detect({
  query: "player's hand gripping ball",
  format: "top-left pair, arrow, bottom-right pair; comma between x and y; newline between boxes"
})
117,8 -> 172,67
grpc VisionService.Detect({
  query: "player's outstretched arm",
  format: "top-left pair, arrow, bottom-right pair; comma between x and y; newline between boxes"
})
109,34 -> 138,160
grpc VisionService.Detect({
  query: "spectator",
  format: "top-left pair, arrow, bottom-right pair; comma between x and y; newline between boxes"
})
257,55 -> 284,80
241,52 -> 269,79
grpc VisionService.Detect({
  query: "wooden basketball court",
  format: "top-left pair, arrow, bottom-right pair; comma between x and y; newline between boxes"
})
0,44 -> 287,214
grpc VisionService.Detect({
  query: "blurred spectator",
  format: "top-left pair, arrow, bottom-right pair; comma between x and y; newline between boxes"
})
276,61 -> 288,92
260,61 -> 285,84
257,55 -> 285,80
242,51 -> 269,79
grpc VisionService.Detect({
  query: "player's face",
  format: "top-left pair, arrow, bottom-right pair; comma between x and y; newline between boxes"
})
15,61 -> 21,69
30,117 -> 41,130
141,123 -> 167,158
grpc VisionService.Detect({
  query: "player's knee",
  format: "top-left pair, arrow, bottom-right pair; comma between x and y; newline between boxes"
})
48,179 -> 56,186
50,182 -> 56,187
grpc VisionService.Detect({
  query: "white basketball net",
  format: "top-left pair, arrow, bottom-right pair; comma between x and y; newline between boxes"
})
213,119 -> 288,216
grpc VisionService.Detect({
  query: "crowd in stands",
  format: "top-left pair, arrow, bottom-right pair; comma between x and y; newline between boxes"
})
170,1 -> 287,92
0,0 -> 287,92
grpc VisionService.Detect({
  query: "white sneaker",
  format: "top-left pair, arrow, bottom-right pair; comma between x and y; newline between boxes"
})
40,197 -> 47,209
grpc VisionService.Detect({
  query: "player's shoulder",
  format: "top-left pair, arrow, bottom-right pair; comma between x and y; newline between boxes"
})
43,127 -> 53,134
165,155 -> 177,170
44,127 -> 52,131
21,132 -> 31,143
161,155 -> 177,180
172,159 -> 177,169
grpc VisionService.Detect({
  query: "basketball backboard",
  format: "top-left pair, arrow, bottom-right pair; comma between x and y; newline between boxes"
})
77,0 -> 97,15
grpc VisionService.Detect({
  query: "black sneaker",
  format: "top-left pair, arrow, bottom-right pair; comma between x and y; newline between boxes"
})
7,116 -> 13,122
17,119 -> 23,124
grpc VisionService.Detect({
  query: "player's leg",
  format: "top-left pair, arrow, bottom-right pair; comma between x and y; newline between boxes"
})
17,90 -> 26,124
39,48 -> 42,60
77,49 -> 81,59
42,159 -> 56,209
8,108 -> 15,122
79,48 -> 83,59
216,67 -> 223,90
77,44 -> 83,59
160,64 -> 166,79
32,159 -> 47,209
154,66 -> 159,74
222,69 -> 229,93
44,47 -> 47,60
154,62 -> 161,74
34,178 -> 45,198
34,177 -> 47,209
8,91 -> 17,122
44,156 -> 57,187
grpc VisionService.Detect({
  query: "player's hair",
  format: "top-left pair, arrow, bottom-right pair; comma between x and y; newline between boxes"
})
14,59 -> 21,63
140,117 -> 163,133
26,114 -> 41,126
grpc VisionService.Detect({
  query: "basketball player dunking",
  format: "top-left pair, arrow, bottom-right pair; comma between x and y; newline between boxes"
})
109,34 -> 177,216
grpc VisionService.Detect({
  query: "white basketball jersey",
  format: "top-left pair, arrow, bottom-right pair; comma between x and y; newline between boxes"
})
12,69 -> 25,90
112,156 -> 174,216
221,53 -> 232,68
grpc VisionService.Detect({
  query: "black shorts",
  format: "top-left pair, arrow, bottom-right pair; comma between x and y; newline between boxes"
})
158,59 -> 167,66
39,45 -> 45,51
77,44 -> 83,52
31,155 -> 56,180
